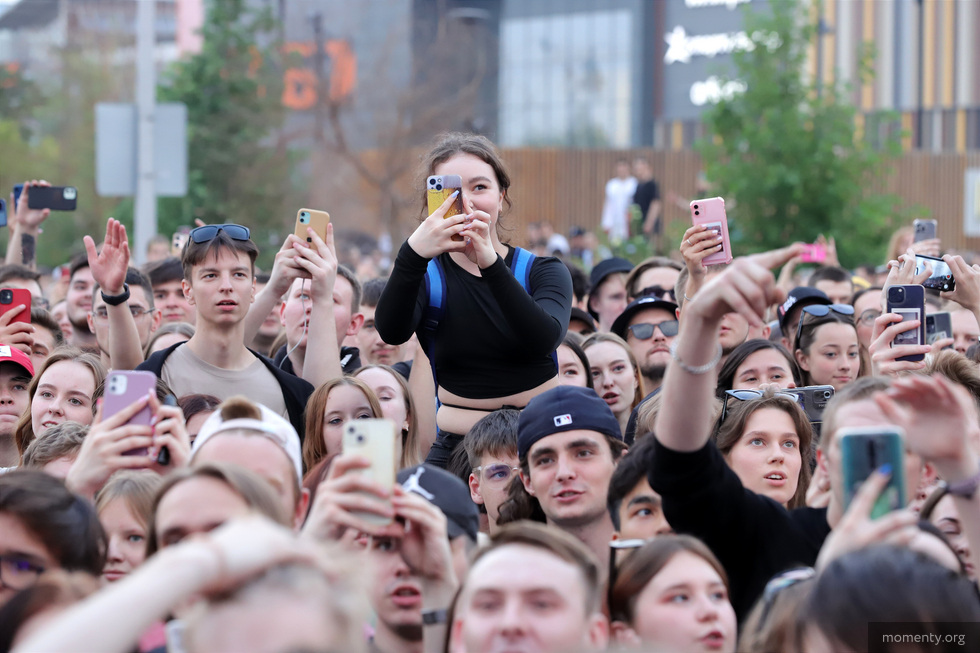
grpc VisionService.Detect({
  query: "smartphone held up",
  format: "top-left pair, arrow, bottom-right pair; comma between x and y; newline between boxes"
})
690,197 -> 732,266
427,175 -> 464,242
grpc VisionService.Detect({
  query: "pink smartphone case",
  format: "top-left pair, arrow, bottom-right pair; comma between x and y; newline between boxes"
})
690,197 -> 733,266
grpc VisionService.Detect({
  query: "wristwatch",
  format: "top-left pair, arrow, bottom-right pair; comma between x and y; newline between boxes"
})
945,464 -> 980,500
100,284 -> 130,306
421,608 -> 448,625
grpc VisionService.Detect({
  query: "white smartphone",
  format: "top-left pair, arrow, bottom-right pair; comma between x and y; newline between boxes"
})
342,419 -> 397,526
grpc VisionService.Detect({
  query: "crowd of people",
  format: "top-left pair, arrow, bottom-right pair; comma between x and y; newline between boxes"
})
0,132 -> 978,653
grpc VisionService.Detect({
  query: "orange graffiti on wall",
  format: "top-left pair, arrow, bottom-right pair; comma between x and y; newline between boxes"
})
281,39 -> 356,111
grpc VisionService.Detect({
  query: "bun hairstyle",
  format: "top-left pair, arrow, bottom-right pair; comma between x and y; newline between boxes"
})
219,396 -> 262,422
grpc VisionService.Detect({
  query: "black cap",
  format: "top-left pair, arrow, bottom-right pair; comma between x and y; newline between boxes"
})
777,287 -> 831,332
569,307 -> 596,333
611,296 -> 679,340
397,464 -> 479,542
589,257 -> 633,291
518,386 -> 623,460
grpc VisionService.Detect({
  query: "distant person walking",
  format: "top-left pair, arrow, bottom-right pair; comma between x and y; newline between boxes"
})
601,159 -> 636,244
633,157 -> 663,251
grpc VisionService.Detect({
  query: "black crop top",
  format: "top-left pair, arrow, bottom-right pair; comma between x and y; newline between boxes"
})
375,241 -> 572,399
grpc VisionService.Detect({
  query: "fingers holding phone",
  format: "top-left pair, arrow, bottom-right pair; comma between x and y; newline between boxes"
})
868,312 -> 930,376
408,191 -> 469,259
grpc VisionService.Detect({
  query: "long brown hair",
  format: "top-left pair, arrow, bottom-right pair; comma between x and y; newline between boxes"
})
353,364 -> 421,468
302,376 -> 383,471
14,347 -> 108,458
582,332 -> 646,411
715,388 -> 813,509
419,132 -> 513,224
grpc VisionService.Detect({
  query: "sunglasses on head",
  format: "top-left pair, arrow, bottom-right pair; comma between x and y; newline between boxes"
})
189,223 -> 251,244
719,388 -> 803,422
757,567 -> 815,625
628,320 -> 679,340
608,538 -> 652,609
794,303 -> 855,347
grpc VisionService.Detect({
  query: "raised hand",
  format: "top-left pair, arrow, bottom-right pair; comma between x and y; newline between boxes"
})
868,312 -> 931,376
406,191 -> 468,259
83,218 -> 130,295
293,223 -> 338,302
15,180 -> 51,231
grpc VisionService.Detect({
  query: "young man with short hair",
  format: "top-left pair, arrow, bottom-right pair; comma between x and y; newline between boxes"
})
449,521 -> 609,653
357,277 -> 402,367
517,385 -> 627,565
807,265 -> 854,306
606,436 -> 671,540
65,255 -> 98,350
464,409 -> 520,535
138,224 -> 313,435
143,257 -> 197,326
88,268 -> 161,369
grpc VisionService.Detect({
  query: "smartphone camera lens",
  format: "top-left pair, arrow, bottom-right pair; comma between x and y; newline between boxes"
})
823,390 -> 832,399
435,184 -> 443,191
356,434 -> 365,444
693,204 -> 699,210
0,289 -> 10,304
694,211 -> 700,216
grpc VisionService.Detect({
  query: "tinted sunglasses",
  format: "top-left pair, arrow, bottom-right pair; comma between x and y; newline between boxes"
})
634,285 -> 676,302
719,388 -> 802,422
628,320 -> 679,340
189,223 -> 251,244
794,303 -> 855,347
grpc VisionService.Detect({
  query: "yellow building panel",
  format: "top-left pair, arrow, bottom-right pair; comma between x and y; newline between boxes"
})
942,0 -> 954,107
923,0 -> 935,107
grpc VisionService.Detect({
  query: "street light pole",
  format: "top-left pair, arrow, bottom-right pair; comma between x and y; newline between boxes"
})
135,0 -> 157,264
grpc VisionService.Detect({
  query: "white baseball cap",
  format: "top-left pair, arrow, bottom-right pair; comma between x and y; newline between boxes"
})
190,399 -> 303,488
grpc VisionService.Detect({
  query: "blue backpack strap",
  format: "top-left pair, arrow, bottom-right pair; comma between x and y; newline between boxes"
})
509,247 -> 559,371
421,257 -> 447,409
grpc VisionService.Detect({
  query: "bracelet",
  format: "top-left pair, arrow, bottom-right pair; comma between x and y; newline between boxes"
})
421,608 -> 448,625
100,283 -> 130,306
669,340 -> 722,375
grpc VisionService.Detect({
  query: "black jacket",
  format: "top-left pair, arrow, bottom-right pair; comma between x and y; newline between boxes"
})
647,437 -> 831,622
138,342 -> 314,440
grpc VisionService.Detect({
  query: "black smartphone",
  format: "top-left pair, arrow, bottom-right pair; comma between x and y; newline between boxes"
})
783,385 -> 835,424
27,185 -> 77,211
0,198 -> 6,228
913,254 -> 954,292
925,311 -> 953,346
886,284 -> 926,362
12,184 -> 23,210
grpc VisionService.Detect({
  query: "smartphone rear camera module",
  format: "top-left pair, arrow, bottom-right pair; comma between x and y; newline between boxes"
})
0,290 -> 11,304
889,287 -> 905,302
63,187 -> 77,200
823,390 -> 832,399
300,212 -> 310,224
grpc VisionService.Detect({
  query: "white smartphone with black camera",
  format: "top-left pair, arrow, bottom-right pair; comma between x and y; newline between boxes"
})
342,419 -> 397,526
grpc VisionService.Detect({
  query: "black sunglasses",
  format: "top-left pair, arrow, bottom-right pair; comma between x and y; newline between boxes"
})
628,320 -> 679,340
794,303 -> 855,348
719,388 -> 803,422
189,223 -> 251,244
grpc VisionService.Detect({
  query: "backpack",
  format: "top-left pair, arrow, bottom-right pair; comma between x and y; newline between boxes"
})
419,247 -> 549,390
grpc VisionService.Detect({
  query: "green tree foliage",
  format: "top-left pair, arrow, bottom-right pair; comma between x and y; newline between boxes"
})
155,0 -> 301,267
697,0 -> 909,267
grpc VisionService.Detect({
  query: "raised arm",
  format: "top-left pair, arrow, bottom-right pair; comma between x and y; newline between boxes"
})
294,224 -> 342,387
656,245 -> 800,452
243,234 -> 307,345
83,219 -> 143,370
6,181 -> 51,269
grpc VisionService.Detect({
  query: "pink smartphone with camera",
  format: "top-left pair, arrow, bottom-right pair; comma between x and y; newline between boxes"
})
690,197 -> 732,266
800,243 -> 827,263
103,371 -> 156,456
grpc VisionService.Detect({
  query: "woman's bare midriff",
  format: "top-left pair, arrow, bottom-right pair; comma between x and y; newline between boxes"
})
436,376 -> 559,435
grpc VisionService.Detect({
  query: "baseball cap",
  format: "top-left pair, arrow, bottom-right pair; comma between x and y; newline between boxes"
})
611,296 -> 680,340
190,398 -> 303,489
518,386 -> 623,460
777,287 -> 831,332
0,344 -> 33,377
589,257 -> 633,292
569,307 -> 597,333
397,464 -> 479,542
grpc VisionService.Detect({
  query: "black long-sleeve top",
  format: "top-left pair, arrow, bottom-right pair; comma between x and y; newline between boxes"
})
647,437 -> 831,622
375,241 -> 572,399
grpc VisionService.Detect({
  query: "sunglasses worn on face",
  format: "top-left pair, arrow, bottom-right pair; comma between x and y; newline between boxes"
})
189,223 -> 251,244
628,320 -> 679,340
795,303 -> 855,348
634,285 -> 676,302
719,389 -> 803,422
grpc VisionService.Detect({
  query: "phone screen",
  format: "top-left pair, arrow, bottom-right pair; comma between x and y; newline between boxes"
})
914,255 -> 954,292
